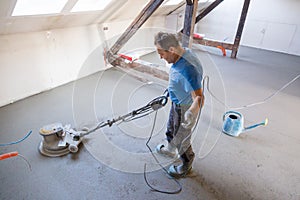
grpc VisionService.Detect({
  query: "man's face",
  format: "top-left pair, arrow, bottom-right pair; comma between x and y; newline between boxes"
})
156,45 -> 176,64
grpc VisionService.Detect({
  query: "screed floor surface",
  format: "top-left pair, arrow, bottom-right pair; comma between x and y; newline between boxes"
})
0,46 -> 299,200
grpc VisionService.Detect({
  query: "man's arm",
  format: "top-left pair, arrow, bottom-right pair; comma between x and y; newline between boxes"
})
182,88 -> 204,129
189,88 -> 204,115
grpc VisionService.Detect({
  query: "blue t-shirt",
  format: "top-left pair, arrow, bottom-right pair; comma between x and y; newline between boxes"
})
168,49 -> 203,105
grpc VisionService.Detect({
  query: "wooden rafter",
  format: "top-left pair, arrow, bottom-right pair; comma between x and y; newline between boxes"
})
179,0 -> 223,34
178,0 -> 229,54
193,38 -> 233,50
107,0 -> 167,82
195,0 -> 223,23
182,0 -> 198,48
108,0 -> 164,57
231,0 -> 251,58
107,0 -> 250,83
112,57 -> 169,81
190,0 -> 251,58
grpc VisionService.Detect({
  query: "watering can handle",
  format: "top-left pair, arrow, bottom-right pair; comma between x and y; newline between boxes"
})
222,111 -> 243,121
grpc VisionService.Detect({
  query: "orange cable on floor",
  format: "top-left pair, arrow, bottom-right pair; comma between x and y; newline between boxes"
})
0,151 -> 32,171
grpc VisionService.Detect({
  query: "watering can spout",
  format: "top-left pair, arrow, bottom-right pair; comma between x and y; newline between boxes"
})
243,118 -> 268,131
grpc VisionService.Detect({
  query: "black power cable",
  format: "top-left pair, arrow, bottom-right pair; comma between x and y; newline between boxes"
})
143,77 -> 207,194
144,111 -> 182,194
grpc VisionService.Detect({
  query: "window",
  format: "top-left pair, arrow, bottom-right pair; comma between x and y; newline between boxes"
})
163,0 -> 213,6
163,0 -> 183,6
71,0 -> 113,12
12,0 -> 68,16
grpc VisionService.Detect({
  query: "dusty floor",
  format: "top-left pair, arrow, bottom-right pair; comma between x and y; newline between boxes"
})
0,46 -> 299,200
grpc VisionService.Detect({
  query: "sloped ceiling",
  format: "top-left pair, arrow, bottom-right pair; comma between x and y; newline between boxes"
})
0,0 -> 185,35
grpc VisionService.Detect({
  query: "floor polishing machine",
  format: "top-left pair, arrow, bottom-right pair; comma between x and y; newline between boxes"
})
38,92 -> 168,157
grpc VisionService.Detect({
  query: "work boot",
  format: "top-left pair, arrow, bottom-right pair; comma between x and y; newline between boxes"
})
156,143 -> 178,158
168,161 -> 192,178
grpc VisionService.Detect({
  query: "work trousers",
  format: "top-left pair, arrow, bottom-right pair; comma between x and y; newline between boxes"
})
166,102 -> 195,164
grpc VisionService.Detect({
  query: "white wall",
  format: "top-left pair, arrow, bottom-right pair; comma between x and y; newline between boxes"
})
174,0 -> 300,56
0,25 -> 105,107
101,16 -> 166,53
4,0 -> 299,107
0,17 -> 166,107
243,0 -> 300,55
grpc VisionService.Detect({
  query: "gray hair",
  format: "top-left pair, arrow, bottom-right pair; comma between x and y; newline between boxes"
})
154,32 -> 180,50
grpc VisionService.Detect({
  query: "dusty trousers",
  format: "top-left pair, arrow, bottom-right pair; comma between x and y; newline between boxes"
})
166,102 -> 195,164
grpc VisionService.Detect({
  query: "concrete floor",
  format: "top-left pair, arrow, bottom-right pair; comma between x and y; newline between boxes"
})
0,46 -> 299,200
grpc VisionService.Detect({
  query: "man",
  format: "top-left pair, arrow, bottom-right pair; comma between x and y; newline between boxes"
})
154,32 -> 204,178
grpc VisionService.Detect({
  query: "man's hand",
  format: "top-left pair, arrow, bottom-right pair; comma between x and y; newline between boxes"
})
182,110 -> 196,129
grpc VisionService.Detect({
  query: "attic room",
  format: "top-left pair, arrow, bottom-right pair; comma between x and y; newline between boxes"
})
0,0 -> 299,199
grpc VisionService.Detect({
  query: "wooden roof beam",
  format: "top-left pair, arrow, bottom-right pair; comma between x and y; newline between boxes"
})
107,0 -> 167,82
179,0 -> 224,33
231,0 -> 251,58
181,0 -> 198,48
108,0 -> 164,58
